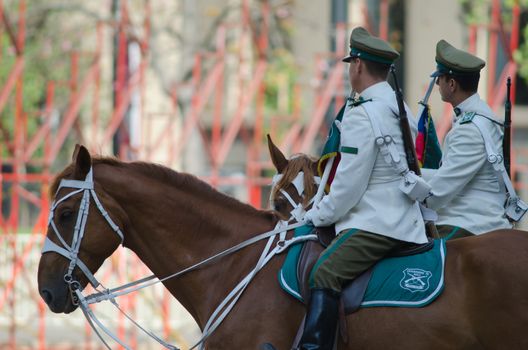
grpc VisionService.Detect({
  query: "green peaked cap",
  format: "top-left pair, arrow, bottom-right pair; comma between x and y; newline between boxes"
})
431,39 -> 485,77
342,27 -> 399,65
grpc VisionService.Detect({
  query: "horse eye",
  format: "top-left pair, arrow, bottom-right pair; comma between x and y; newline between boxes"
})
59,209 -> 74,221
274,197 -> 287,212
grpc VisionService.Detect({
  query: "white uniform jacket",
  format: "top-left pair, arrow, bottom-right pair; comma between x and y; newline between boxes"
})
422,93 -> 512,234
307,81 -> 428,244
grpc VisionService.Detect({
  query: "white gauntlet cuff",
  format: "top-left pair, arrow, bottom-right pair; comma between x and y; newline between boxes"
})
399,171 -> 432,202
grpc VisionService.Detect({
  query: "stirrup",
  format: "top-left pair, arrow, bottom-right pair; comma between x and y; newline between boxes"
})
260,343 -> 277,350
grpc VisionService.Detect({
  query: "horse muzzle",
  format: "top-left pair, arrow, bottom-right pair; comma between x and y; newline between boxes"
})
39,280 -> 80,314
38,259 -> 81,314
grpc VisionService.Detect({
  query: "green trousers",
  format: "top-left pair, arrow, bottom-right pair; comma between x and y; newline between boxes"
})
436,225 -> 474,240
309,229 -> 406,292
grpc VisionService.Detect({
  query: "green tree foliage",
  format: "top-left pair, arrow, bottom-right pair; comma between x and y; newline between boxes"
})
263,49 -> 297,115
460,0 -> 528,81
0,0 -> 99,160
514,24 -> 528,79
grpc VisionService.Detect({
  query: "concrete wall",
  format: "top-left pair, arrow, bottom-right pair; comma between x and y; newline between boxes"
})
291,0 -> 332,118
404,0 -> 466,117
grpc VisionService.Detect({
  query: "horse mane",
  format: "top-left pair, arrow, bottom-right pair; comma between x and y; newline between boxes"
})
270,153 -> 318,209
50,157 -> 278,220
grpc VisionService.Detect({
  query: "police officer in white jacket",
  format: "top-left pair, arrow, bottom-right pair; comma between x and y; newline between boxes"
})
294,27 -> 428,350
422,40 -> 512,239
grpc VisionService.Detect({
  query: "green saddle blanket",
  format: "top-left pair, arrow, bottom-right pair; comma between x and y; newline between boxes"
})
279,226 -> 446,308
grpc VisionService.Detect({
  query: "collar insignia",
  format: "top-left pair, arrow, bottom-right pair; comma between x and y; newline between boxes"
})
459,111 -> 476,124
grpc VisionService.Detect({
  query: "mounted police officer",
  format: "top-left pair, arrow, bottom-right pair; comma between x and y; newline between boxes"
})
422,40 -> 514,239
294,27 -> 429,350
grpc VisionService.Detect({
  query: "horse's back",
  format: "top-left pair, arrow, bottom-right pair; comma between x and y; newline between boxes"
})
341,229 -> 528,349
443,229 -> 528,349
447,229 -> 528,274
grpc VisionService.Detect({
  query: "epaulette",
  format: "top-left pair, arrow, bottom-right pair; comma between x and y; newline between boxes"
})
459,111 -> 476,124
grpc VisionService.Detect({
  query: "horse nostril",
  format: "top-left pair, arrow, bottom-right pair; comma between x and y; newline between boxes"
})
41,289 -> 53,305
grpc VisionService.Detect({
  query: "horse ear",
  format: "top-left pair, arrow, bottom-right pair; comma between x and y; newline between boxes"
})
267,134 -> 288,173
72,144 -> 81,162
72,144 -> 92,179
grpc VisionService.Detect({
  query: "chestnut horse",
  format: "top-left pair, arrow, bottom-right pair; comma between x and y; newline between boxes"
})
38,145 -> 528,349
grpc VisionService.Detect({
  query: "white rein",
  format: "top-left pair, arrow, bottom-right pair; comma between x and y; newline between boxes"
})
43,166 -> 322,350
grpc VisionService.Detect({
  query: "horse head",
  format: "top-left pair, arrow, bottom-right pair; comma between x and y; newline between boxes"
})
38,145 -> 127,314
267,135 -> 319,221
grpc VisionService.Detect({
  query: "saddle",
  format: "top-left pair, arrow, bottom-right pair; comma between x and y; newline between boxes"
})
297,226 -> 434,314
282,226 -> 438,349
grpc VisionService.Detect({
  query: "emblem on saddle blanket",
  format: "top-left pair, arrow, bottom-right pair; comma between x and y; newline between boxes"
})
279,226 -> 446,309
400,268 -> 433,293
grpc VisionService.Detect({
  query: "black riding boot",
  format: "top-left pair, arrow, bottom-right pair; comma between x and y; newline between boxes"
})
299,288 -> 340,350
259,289 -> 340,350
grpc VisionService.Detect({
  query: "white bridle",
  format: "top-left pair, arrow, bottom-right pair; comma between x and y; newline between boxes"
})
270,171 -> 321,222
41,166 -> 317,350
42,168 -> 124,295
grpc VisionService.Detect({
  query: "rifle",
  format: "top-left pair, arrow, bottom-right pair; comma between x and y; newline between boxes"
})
390,66 -> 420,175
390,66 -> 439,238
503,77 -> 512,178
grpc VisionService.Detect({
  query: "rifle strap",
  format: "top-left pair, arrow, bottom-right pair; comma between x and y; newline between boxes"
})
471,116 -> 528,222
362,100 -> 438,227
471,116 -> 516,198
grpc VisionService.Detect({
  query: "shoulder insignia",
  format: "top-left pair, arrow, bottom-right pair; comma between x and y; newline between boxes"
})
459,111 -> 476,124
348,97 -> 373,108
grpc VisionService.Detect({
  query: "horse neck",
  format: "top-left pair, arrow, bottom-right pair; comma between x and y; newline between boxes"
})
95,162 -> 278,328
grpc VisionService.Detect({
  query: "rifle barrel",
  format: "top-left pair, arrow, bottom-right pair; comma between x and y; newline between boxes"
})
390,66 -> 420,175
504,77 -> 512,178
